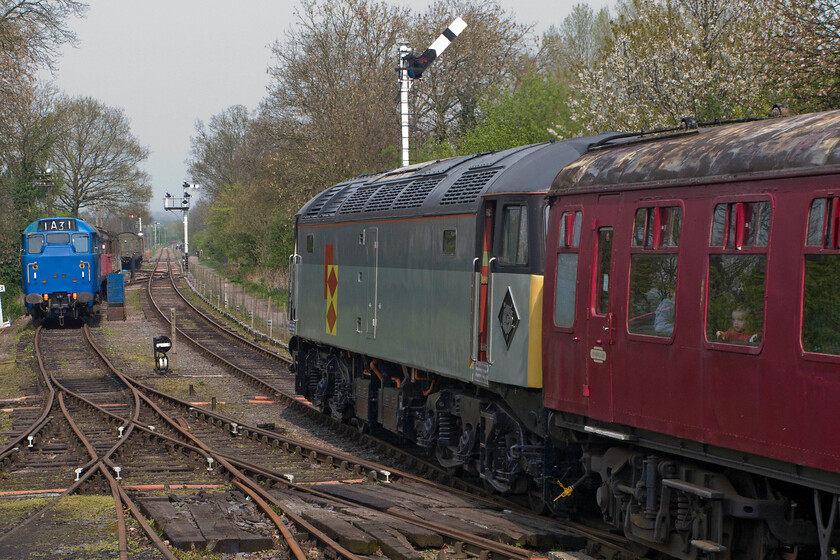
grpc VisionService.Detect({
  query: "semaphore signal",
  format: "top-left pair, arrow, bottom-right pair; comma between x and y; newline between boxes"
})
398,17 -> 467,167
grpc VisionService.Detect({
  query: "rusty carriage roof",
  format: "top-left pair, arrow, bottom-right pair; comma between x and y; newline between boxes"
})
550,110 -> 840,196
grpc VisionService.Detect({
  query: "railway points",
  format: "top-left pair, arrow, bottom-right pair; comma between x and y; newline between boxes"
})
0,249 -> 614,559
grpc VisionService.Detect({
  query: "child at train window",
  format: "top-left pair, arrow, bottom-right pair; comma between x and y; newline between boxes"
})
716,307 -> 759,344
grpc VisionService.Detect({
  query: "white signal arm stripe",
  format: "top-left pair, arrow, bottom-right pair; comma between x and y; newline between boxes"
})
428,17 -> 467,57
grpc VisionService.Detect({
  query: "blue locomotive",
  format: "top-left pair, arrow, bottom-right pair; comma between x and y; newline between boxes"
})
21,217 -> 119,323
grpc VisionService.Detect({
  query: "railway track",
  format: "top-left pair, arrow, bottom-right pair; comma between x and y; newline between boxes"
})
0,251 -> 643,559
0,280 -> 596,559
137,250 -> 644,559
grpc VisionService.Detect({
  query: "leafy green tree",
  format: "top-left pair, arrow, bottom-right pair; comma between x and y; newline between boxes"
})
455,74 -> 577,154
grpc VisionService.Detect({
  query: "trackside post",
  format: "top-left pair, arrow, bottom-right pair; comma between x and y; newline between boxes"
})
0,284 -> 9,328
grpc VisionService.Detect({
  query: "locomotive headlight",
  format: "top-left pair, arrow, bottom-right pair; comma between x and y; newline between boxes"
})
43,294 -> 48,301
72,293 -> 77,300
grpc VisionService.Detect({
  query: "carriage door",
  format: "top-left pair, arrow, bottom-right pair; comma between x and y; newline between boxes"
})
585,198 -> 619,421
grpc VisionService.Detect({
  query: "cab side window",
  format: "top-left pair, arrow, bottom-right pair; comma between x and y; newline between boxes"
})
627,206 -> 682,338
27,234 -> 44,254
72,234 -> 90,253
802,197 -> 840,355
554,210 -> 581,328
706,201 -> 770,346
499,204 -> 528,265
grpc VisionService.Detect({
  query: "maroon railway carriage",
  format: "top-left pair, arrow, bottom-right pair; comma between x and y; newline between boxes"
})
543,111 -> 840,557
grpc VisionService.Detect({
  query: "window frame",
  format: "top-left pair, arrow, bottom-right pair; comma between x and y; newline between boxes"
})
552,206 -> 583,331
72,233 -> 90,253
442,228 -> 457,256
704,194 -> 773,354
45,232 -> 71,245
801,191 -> 840,363
26,234 -> 45,255
497,202 -> 530,267
626,201 -> 683,344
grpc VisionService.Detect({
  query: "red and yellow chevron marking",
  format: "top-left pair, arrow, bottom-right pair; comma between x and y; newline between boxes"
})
325,244 -> 338,336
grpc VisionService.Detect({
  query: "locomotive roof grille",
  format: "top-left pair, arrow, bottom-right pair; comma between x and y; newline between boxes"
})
305,185 -> 345,218
318,185 -> 359,217
338,185 -> 380,214
364,182 -> 411,212
440,168 -> 500,205
393,175 -> 444,209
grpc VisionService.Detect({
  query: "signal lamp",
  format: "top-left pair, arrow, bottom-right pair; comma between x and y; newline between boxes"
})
153,336 -> 172,374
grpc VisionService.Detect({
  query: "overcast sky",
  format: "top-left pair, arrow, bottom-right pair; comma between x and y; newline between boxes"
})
45,0 -> 615,218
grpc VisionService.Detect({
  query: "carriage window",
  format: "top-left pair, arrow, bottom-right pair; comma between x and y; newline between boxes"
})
596,228 -> 613,315
803,255 -> 840,354
633,206 -> 682,248
500,205 -> 528,265
628,206 -> 681,337
46,232 -> 71,244
554,210 -> 581,328
555,253 -> 578,327
711,201 -> 770,248
706,254 -> 766,345
558,211 -> 582,248
443,229 -> 456,255
806,197 -> 839,248
803,197 -> 840,355
72,234 -> 89,253
27,234 -> 44,254
707,200 -> 769,347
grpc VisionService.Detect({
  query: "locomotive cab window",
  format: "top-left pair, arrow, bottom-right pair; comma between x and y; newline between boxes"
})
802,196 -> 840,356
628,205 -> 682,338
706,200 -> 770,348
499,204 -> 528,265
72,234 -> 90,253
27,234 -> 44,255
554,209 -> 582,328
46,232 -> 70,245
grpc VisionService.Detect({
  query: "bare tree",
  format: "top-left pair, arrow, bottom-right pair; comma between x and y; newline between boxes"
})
189,105 -> 257,202
539,4 -> 612,78
409,0 -> 532,149
266,0 -> 410,183
0,0 -> 87,71
50,96 -> 151,216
